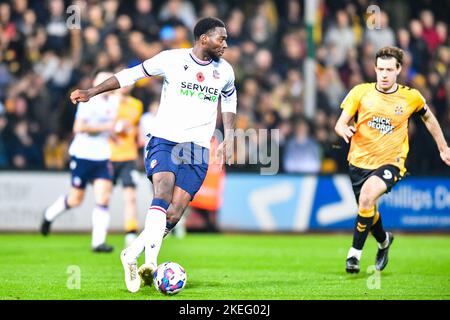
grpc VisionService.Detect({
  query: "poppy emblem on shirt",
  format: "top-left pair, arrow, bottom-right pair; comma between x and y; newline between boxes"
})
196,72 -> 205,82
213,70 -> 220,79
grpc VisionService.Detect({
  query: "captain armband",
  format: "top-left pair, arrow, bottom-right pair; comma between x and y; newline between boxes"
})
416,105 -> 428,116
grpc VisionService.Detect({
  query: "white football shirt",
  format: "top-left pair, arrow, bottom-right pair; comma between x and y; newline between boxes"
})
68,94 -> 119,160
115,48 -> 237,148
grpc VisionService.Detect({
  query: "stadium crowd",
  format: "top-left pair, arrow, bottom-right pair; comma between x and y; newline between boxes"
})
1,0 -> 449,175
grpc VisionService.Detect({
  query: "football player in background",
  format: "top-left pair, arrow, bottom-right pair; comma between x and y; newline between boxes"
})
335,46 -> 450,273
41,72 -> 119,253
109,86 -> 143,247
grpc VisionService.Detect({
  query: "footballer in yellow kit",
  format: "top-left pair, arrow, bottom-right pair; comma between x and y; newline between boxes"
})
335,46 -> 450,274
342,82 -> 426,176
110,91 -> 143,246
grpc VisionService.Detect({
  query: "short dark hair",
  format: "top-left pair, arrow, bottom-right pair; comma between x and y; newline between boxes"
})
193,17 -> 225,40
375,46 -> 404,68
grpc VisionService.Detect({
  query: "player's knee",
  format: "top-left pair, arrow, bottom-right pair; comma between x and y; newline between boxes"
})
152,178 -> 174,202
68,194 -> 83,207
358,193 -> 375,211
96,191 -> 111,206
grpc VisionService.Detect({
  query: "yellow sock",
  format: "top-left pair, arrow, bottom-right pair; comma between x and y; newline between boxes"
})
125,217 -> 138,233
358,206 -> 375,218
356,207 -> 375,232
373,211 -> 380,224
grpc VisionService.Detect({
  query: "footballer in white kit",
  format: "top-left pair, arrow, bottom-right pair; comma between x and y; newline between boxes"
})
68,93 -> 118,187
69,17 -> 237,292
41,72 -> 119,253
115,46 -> 236,198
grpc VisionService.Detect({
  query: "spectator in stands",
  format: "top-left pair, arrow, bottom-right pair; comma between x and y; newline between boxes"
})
420,10 -> 442,53
324,10 -> 356,67
45,0 -> 69,51
364,11 -> 396,52
132,0 -> 159,41
0,0 -> 448,175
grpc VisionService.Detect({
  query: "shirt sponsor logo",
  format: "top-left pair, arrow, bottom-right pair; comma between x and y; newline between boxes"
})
180,81 -> 220,102
367,116 -> 394,134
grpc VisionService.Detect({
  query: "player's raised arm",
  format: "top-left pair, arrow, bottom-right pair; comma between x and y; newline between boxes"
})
335,110 -> 356,144
419,106 -> 450,166
70,61 -> 154,104
70,76 -> 121,104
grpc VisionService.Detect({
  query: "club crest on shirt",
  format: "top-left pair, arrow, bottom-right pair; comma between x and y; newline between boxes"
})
395,105 -> 404,115
72,176 -> 82,187
213,69 -> 220,79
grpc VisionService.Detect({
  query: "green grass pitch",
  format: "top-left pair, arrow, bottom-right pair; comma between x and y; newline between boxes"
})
0,233 -> 449,300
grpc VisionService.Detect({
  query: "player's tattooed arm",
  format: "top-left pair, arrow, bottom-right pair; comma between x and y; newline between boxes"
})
70,76 -> 121,104
420,106 -> 450,166
216,112 -> 236,166
335,110 -> 356,144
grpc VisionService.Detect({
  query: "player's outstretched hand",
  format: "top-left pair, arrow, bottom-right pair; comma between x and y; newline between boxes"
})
70,89 -> 91,104
440,146 -> 450,166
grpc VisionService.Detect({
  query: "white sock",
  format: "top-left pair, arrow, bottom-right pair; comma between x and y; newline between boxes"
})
347,247 -> 362,260
378,232 -> 390,249
91,205 -> 110,248
123,231 -> 146,262
44,195 -> 68,222
144,206 -> 167,266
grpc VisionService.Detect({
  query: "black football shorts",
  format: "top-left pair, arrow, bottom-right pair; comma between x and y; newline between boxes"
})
348,164 -> 403,203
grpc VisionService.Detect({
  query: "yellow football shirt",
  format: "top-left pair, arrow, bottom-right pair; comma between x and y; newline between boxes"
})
110,96 -> 143,162
340,82 -> 426,174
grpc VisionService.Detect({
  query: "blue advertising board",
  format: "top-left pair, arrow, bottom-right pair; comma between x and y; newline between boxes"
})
218,174 -> 450,231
